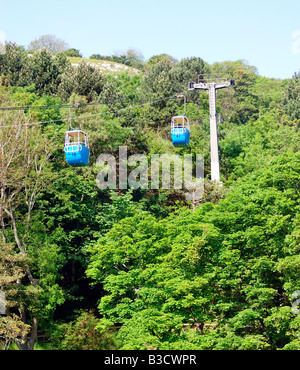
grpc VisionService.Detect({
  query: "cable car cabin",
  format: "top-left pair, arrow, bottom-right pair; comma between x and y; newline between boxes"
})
64,130 -> 90,167
171,116 -> 190,147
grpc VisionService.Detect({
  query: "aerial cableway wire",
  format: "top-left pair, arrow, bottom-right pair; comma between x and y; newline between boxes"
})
0,94 -> 183,128
0,89 -> 187,112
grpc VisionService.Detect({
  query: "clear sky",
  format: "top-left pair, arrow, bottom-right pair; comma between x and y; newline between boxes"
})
0,0 -> 299,79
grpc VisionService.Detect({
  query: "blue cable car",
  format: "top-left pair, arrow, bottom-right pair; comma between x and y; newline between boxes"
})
171,115 -> 190,147
64,130 -> 90,167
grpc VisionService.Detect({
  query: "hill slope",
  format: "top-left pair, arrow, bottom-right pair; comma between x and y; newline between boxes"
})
67,56 -> 141,75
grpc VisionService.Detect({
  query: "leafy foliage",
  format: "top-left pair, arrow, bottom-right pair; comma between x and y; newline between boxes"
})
58,61 -> 106,102
48,310 -> 116,350
87,154 -> 300,350
0,44 -> 299,350
282,71 -> 300,121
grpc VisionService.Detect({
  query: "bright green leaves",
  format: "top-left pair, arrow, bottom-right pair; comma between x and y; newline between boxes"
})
86,152 -> 300,349
282,71 -> 300,121
87,209 -> 221,348
87,212 -> 167,279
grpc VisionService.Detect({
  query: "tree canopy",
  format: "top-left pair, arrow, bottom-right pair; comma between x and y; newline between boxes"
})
0,40 -> 299,350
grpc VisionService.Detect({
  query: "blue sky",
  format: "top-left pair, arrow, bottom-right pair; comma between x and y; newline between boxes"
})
0,0 -> 299,79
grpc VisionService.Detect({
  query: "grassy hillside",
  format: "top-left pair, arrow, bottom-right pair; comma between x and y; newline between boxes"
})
67,56 -> 141,75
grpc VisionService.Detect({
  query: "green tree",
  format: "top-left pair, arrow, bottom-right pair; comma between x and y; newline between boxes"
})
0,244 -> 32,350
19,49 -> 69,95
140,60 -> 177,127
87,153 -> 300,350
219,109 -> 300,182
211,60 -> 259,124
282,71 -> 300,121
90,54 -> 102,60
48,310 -> 116,350
0,87 -> 63,349
145,54 -> 178,68
58,61 -> 106,101
0,43 -> 26,86
64,48 -> 82,58
113,48 -> 144,69
170,56 -> 207,94
94,190 -> 142,236
125,48 -> 144,69
86,208 -> 221,349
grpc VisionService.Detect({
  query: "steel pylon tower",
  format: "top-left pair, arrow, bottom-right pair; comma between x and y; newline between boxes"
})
189,74 -> 235,183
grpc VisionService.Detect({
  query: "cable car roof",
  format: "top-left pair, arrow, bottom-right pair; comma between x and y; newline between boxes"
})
65,130 -> 87,138
172,115 -> 189,123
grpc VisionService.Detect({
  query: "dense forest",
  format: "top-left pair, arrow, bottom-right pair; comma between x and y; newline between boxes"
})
0,40 -> 299,350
